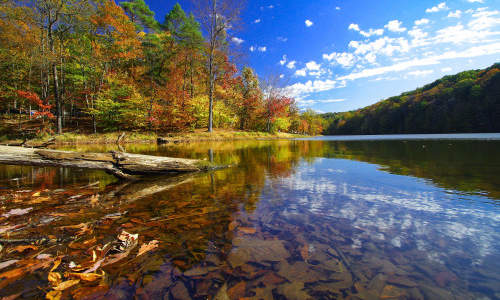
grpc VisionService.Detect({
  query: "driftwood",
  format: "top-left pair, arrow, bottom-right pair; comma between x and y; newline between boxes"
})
0,146 -> 209,180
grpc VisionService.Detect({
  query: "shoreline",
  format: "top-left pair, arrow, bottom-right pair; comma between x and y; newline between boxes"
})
2,130 -> 310,146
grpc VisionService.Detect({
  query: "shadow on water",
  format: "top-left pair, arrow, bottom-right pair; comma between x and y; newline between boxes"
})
0,138 -> 498,298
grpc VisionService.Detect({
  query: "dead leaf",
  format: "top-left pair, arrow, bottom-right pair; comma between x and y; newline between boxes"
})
227,281 -> 246,299
121,223 -> 134,228
0,260 -> 18,271
48,272 -> 62,286
137,240 -> 159,257
300,244 -> 309,261
1,292 -> 22,300
228,221 -> 238,231
27,197 -> 51,204
36,254 -> 52,260
66,272 -> 102,282
89,194 -> 99,206
84,258 -> 104,274
2,208 -> 32,217
51,258 -> 62,272
0,267 -> 25,280
45,290 -> 61,300
118,230 -> 138,243
53,279 -> 80,291
60,223 -> 91,236
239,227 -> 256,234
12,245 -> 38,253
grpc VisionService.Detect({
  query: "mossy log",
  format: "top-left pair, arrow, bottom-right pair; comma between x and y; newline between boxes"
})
0,145 -> 209,180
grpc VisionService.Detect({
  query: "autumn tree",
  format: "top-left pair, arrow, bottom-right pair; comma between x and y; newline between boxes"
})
33,0 -> 87,134
237,67 -> 262,130
261,75 -> 293,133
192,0 -> 245,132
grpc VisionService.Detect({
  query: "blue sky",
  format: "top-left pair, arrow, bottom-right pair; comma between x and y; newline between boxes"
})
144,0 -> 500,113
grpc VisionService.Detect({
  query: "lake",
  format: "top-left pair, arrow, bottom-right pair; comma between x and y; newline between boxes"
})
0,134 -> 499,299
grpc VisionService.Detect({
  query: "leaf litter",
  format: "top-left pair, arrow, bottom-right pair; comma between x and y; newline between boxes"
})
0,160 -> 497,300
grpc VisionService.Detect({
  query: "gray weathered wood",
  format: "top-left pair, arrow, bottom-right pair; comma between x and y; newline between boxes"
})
0,146 -> 206,180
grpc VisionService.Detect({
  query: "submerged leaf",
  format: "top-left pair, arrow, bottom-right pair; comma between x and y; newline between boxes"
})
2,208 -> 32,217
137,240 -> 159,257
0,260 -> 18,271
51,258 -> 62,272
45,290 -> 61,300
239,227 -> 256,234
48,272 -> 62,286
67,272 -> 103,282
53,279 -> 80,291
12,245 -> 38,253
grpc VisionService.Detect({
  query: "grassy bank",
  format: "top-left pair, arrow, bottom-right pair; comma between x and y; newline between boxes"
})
5,129 -> 309,145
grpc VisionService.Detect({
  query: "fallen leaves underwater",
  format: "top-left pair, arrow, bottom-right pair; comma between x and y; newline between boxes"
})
0,140 -> 499,299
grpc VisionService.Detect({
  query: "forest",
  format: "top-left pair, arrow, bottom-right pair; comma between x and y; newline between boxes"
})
0,0 -> 326,139
323,63 -> 500,135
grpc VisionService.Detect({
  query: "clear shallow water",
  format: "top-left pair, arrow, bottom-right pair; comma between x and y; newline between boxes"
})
0,136 -> 499,299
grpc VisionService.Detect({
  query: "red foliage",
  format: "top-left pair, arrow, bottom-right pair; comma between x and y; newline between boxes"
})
265,95 -> 292,122
16,90 -> 54,119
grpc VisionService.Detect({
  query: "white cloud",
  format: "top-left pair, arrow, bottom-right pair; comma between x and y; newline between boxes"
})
286,61 -> 296,69
295,98 -> 345,107
362,28 -> 385,37
336,6 -> 341,10
408,28 -> 428,39
364,52 -> 377,63
280,55 -> 287,66
385,20 -> 407,32
338,42 -> 500,81
295,68 -> 307,76
249,46 -> 255,52
231,37 -> 244,45
279,74 -> 285,79
323,52 -> 356,68
468,9 -> 500,31
284,6 -> 500,102
415,18 -> 430,26
317,99 -> 345,103
277,36 -> 288,42
254,19 -> 261,24
426,2 -> 448,13
305,20 -> 314,27
348,23 -> 360,31
467,0 -> 484,3
305,61 -> 321,71
432,19 -> 500,45
286,79 -> 344,98
257,46 -> 267,52
408,69 -> 434,76
349,37 -> 410,57
448,10 -> 462,18
349,23 -> 384,37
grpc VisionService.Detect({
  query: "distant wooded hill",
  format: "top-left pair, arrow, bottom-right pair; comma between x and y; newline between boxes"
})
323,63 -> 500,135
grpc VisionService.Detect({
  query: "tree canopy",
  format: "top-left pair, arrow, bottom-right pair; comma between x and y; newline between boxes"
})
0,0 -> 316,136
323,63 -> 500,135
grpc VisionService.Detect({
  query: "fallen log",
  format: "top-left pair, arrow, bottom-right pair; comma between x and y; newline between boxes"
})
0,146 -> 211,180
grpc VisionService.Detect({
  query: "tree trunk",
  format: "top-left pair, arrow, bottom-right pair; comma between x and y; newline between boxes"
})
0,146 -> 210,180
48,25 -> 62,134
207,0 -> 217,133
